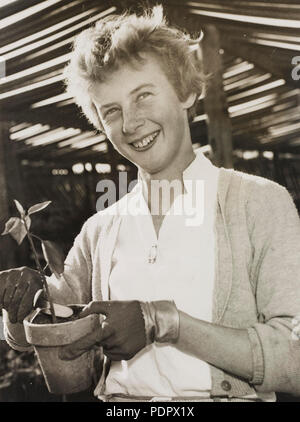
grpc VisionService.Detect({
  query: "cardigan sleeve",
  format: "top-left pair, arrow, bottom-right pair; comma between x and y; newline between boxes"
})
3,218 -> 95,352
246,181 -> 300,395
47,218 -> 93,306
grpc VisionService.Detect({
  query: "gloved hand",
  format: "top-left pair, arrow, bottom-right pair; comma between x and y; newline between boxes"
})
0,267 -> 43,323
60,300 -> 180,361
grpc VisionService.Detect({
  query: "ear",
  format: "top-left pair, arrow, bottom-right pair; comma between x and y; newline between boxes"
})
181,92 -> 197,110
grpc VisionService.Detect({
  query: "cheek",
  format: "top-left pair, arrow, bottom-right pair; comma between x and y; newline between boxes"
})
102,120 -> 120,141
139,100 -> 161,119
104,127 -> 125,153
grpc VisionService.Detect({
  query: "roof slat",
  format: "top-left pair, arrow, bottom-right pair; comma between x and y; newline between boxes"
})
221,35 -> 299,87
2,6 -> 116,76
182,1 -> 300,20
0,0 -> 103,52
0,0 -> 66,31
0,0 -> 44,20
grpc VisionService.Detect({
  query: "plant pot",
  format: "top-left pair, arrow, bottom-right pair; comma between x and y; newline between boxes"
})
23,308 -> 100,395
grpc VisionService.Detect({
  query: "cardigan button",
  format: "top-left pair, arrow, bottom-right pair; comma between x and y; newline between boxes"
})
221,380 -> 232,392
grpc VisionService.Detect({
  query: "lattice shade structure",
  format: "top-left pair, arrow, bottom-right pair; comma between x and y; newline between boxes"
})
0,0 -> 300,263
0,0 -> 299,160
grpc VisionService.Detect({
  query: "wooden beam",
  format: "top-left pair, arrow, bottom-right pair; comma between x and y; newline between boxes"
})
0,2 -> 95,60
4,45 -> 71,82
233,128 -> 300,150
0,58 -> 68,97
0,0 -> 42,20
202,24 -> 233,168
221,35 -> 299,87
230,89 -> 299,122
224,67 -> 265,86
0,1 -> 115,51
0,122 -> 10,221
0,121 -> 19,269
0,0 -> 71,46
167,0 -> 300,21
1,104 -> 94,132
233,106 -> 300,135
3,3 -> 114,75
227,84 -> 288,108
258,129 -> 300,148
1,80 -> 66,109
167,4 -> 300,37
211,24 -> 300,45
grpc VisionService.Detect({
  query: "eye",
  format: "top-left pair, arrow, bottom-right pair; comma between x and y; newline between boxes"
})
137,92 -> 151,101
105,107 -> 119,118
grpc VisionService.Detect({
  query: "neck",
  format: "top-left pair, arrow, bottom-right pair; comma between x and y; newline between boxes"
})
139,141 -> 196,186
138,144 -> 196,215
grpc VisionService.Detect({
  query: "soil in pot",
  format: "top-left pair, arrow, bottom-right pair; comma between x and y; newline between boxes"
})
32,305 -> 83,324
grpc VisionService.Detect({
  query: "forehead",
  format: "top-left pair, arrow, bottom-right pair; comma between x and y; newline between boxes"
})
90,54 -> 175,105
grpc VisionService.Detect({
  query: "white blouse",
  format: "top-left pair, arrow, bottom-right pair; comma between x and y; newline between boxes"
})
104,151 -> 220,397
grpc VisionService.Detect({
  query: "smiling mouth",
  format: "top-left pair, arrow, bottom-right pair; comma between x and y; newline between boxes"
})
130,131 -> 160,151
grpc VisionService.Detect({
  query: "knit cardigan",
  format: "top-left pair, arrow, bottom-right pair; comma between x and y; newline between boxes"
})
4,168 -> 300,398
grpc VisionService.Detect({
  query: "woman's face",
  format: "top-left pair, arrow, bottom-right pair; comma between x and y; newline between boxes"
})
91,54 -> 195,176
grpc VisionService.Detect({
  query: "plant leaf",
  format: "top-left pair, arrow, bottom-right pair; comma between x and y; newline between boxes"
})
14,199 -> 25,217
41,240 -> 65,278
1,217 -> 27,245
1,217 -> 20,235
22,215 -> 31,231
28,201 -> 52,215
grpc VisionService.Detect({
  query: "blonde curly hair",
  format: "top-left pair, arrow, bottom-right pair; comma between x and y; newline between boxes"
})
64,6 -> 205,131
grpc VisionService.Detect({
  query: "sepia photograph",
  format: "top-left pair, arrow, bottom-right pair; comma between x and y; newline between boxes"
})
0,0 -> 299,404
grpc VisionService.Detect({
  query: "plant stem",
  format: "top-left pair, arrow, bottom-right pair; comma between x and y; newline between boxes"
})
23,223 -> 57,324
30,233 -> 43,242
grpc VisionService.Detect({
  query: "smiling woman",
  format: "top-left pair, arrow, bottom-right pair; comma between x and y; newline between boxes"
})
2,4 -> 300,403
90,57 -> 196,178
64,6 -> 205,132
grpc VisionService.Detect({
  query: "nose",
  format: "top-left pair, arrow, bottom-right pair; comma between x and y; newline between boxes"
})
122,107 -> 145,135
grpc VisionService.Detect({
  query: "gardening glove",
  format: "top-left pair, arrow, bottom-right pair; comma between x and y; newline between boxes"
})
60,300 -> 180,361
0,267 -> 43,323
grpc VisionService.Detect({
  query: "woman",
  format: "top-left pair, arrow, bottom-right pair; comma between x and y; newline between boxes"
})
2,7 -> 300,401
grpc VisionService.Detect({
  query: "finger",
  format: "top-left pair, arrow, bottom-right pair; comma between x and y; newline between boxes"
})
0,268 -> 40,311
103,350 -> 135,361
3,272 -> 20,311
103,351 -> 124,361
16,283 -> 38,323
3,267 -> 40,311
0,271 -> 9,309
97,322 -> 116,349
12,279 -> 40,324
59,327 -> 102,361
8,281 -> 29,324
79,301 -> 112,318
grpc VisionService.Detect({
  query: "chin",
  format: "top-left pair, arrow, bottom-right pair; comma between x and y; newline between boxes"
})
143,163 -> 166,175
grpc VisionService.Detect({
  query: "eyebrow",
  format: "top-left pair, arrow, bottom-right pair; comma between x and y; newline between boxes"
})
129,83 -> 155,96
100,83 -> 155,112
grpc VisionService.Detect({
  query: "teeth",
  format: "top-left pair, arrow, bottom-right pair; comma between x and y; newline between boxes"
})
132,132 -> 158,148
